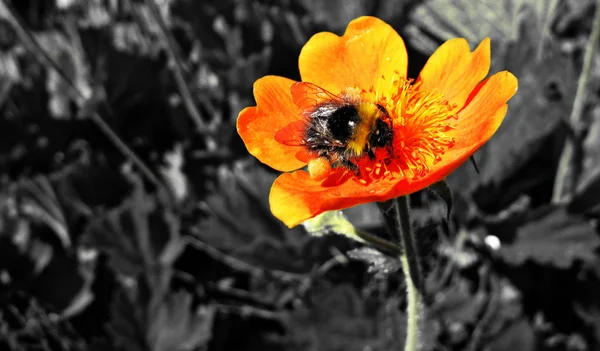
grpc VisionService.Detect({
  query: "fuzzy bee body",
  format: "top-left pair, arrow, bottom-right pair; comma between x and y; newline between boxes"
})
275,82 -> 394,172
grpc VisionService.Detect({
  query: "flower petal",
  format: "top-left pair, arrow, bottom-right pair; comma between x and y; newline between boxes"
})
270,170 -> 402,228
417,38 -> 491,109
424,70 -> 518,177
299,16 -> 408,96
237,75 -> 306,171
454,70 -> 518,148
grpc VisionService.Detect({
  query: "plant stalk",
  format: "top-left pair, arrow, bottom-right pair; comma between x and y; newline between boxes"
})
392,196 -> 423,351
552,0 -> 600,203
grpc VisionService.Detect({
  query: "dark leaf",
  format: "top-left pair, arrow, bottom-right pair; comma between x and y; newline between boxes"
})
35,29 -> 92,119
194,161 -> 338,274
13,147 -> 130,251
469,40 -> 573,208
428,180 -> 453,221
408,0 -> 555,53
147,291 -> 215,351
347,247 -> 401,278
0,294 -> 89,351
299,0 -> 372,31
109,271 -> 214,351
487,317 -> 536,351
430,286 -> 487,324
287,283 -> 381,350
0,188 -> 92,315
498,206 -> 600,268
83,176 -> 184,277
16,176 -> 71,249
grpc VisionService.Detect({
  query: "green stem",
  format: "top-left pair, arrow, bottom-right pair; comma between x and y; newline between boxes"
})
392,196 -> 423,351
552,0 -> 600,203
401,255 -> 421,351
354,229 -> 403,257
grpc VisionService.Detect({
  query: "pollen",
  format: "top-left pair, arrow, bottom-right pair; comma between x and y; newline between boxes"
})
308,156 -> 333,180
348,77 -> 458,184
389,79 -> 457,179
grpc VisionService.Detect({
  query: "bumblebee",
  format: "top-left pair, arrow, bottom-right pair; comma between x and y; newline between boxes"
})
275,82 -> 394,172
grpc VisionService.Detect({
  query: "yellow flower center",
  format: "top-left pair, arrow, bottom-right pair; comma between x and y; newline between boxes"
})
351,75 -> 457,184
390,78 -> 457,178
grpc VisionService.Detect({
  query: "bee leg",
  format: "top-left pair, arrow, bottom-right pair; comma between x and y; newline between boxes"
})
367,148 -> 376,160
339,157 -> 360,175
387,145 -> 395,159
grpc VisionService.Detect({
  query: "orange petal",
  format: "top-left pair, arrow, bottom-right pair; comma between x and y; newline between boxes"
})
453,70 -> 518,148
270,170 -> 414,228
424,70 -> 518,178
237,76 -> 306,171
299,16 -> 408,97
417,38 -> 491,110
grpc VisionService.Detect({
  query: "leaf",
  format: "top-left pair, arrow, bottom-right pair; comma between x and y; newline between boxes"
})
194,161 -> 344,274
0,207 -> 92,314
428,180 -> 453,221
83,176 -> 184,277
407,0 -> 551,52
473,36 -> 573,196
109,273 -> 215,351
347,247 -> 401,278
34,27 -> 92,119
0,294 -> 89,351
289,282 -> 440,351
148,291 -> 215,351
0,47 -> 20,109
299,0 -> 373,31
13,146 -> 130,252
2,154 -> 119,315
487,317 -> 536,351
486,48 -> 573,184
430,284 -> 487,325
287,283 -> 380,350
16,176 -> 71,249
498,205 -> 600,268
302,210 -> 363,241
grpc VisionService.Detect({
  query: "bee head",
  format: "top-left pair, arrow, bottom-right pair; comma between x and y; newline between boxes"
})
369,107 -> 393,148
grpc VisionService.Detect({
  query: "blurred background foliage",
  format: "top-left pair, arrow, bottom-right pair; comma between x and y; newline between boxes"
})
1,0 -> 600,350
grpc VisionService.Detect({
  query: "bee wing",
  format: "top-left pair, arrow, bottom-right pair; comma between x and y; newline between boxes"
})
290,82 -> 345,116
274,119 -> 310,146
274,83 -> 343,147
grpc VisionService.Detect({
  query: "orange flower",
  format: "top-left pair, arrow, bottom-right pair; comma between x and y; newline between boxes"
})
237,16 -> 518,228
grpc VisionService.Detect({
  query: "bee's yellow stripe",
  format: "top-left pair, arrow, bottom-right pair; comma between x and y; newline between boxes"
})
347,102 -> 379,156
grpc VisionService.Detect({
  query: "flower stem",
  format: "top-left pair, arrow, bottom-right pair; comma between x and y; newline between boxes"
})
392,196 -> 423,351
552,0 -> 600,203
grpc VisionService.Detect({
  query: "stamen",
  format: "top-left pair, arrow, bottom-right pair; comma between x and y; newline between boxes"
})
321,76 -> 457,186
